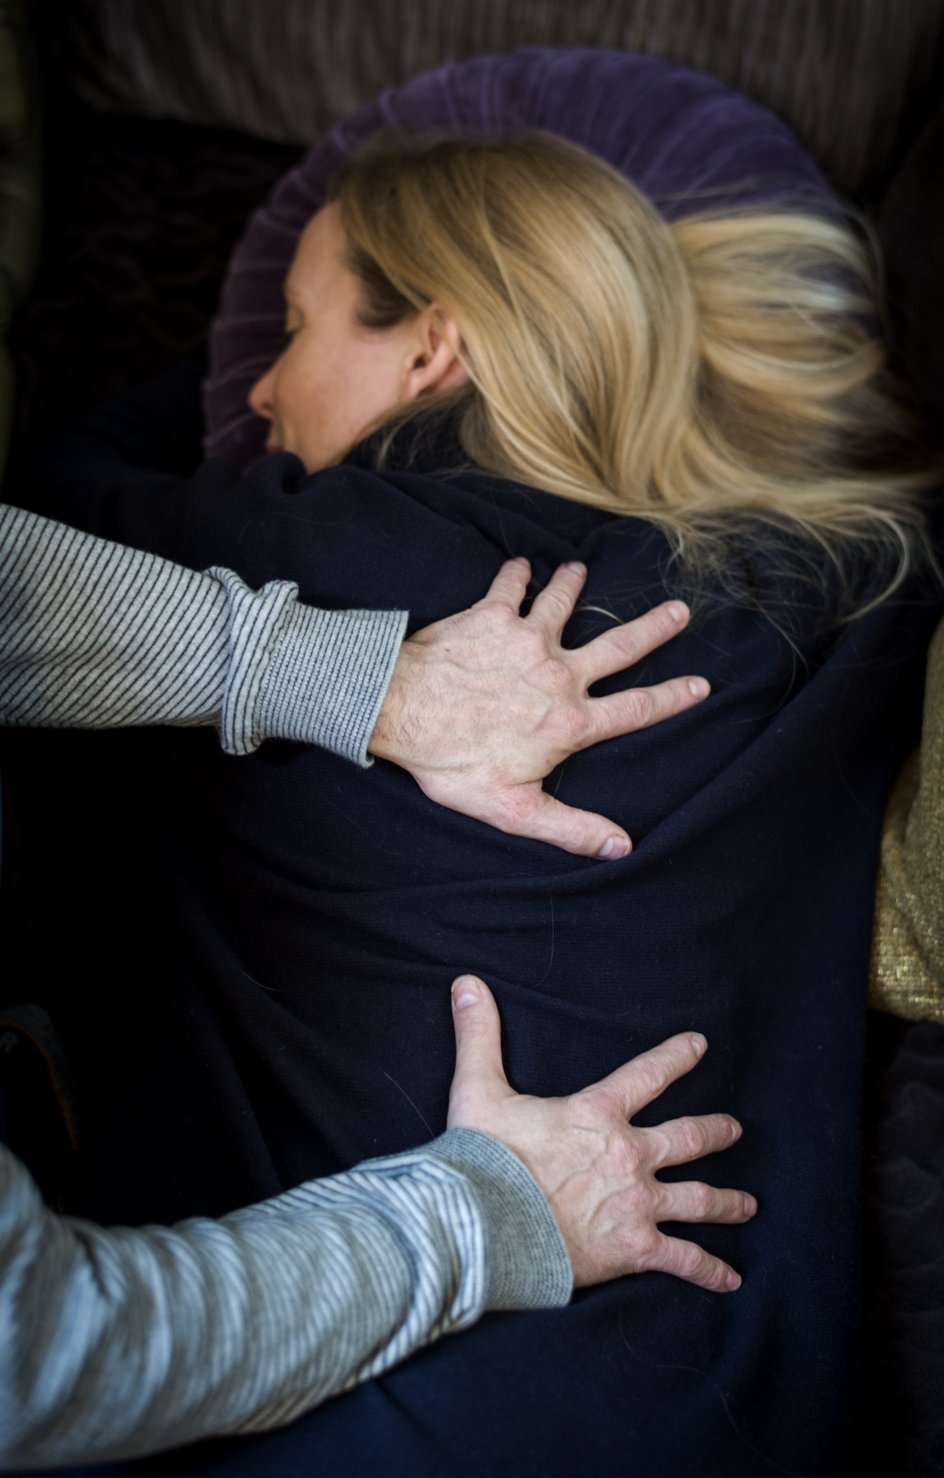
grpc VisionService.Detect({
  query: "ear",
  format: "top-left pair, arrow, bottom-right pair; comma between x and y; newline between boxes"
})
401,306 -> 470,402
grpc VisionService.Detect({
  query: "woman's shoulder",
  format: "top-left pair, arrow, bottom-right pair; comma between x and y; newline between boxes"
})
184,449 -> 612,621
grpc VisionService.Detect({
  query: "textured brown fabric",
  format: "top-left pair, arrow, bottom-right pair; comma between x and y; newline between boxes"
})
870,618 -> 944,1022
69,0 -> 943,196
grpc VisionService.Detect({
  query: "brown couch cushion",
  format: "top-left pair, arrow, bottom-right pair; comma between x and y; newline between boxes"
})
69,0 -> 943,196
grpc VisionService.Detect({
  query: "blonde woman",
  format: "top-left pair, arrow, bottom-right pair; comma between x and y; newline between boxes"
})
28,131 -> 941,1476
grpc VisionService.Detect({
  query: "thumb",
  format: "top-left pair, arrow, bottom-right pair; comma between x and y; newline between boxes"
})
490,786 -> 632,861
447,975 -> 510,1127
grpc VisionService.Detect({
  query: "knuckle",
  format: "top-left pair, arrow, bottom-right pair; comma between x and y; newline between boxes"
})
560,704 -> 593,747
475,792 -> 528,839
558,822 -> 597,857
621,1181 -> 653,1219
677,1117 -> 708,1160
634,1057 -> 671,1101
486,790 -> 535,834
544,581 -> 572,609
600,630 -> 641,671
632,1227 -> 662,1268
703,1260 -> 733,1292
542,656 -> 574,695
583,1081 -> 627,1123
707,1115 -> 740,1152
624,688 -> 654,727
674,1241 -> 705,1279
652,603 -> 681,638
692,1182 -> 715,1218
484,606 -> 514,635
614,1137 -> 645,1180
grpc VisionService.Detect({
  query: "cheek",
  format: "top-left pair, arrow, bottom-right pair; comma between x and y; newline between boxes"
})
345,342 -> 406,423
275,326 -> 407,467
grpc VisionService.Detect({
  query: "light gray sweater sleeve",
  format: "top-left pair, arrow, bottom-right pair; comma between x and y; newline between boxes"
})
0,503 -> 407,764
0,1131 -> 570,1470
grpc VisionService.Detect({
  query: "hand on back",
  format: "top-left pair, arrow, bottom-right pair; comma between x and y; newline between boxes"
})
370,558 -> 709,858
447,975 -> 755,1292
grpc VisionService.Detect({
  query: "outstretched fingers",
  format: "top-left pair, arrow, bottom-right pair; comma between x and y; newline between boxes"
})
657,1180 -> 757,1225
478,556 -> 533,612
643,1232 -> 744,1293
587,1031 -> 708,1120
569,600 -> 691,687
483,785 -> 631,860
583,674 -> 710,747
528,562 -> 588,634
650,1112 -> 743,1169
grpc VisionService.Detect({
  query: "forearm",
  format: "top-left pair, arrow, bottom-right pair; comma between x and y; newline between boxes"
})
0,505 -> 405,762
0,1133 -> 569,1469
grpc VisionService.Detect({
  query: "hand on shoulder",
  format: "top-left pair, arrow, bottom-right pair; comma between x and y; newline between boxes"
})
370,559 -> 710,858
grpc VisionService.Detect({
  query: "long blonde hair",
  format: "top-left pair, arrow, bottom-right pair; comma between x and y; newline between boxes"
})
331,130 -> 938,610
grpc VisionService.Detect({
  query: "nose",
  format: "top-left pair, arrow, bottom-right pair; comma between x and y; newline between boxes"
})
248,363 -> 276,421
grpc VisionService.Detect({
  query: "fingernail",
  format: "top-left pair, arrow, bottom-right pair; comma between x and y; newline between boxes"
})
745,1195 -> 758,1216
690,1034 -> 707,1058
667,601 -> 689,623
724,1271 -> 742,1292
688,677 -> 710,699
566,561 -> 587,575
452,976 -> 480,1010
598,834 -> 631,860
729,1119 -> 742,1142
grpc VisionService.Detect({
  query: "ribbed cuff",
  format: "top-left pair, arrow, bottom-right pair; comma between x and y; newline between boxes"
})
258,603 -> 408,765
426,1129 -> 572,1311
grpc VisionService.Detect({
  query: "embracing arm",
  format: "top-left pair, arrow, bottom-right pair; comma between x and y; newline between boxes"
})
0,503 -> 404,760
0,507 -> 705,832
17,366 -> 710,851
0,980 -> 753,1470
0,1129 -> 566,1471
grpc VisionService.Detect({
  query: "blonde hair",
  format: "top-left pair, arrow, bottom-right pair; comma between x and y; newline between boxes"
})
331,130 -> 939,611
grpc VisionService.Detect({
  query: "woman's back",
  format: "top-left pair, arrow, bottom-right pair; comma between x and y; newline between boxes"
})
25,368 -> 939,1473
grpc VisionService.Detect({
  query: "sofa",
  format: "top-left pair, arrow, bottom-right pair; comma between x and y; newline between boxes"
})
3,2 -> 943,1472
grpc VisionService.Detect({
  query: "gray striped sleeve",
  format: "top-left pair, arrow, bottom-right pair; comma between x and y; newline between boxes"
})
0,1130 -> 570,1469
0,505 -> 406,762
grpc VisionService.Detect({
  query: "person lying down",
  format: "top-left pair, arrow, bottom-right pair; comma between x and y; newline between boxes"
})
26,131 -> 942,1477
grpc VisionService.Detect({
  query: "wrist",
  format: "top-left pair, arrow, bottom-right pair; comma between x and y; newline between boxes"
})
428,1129 -> 573,1310
366,657 -> 406,763
368,635 -> 427,767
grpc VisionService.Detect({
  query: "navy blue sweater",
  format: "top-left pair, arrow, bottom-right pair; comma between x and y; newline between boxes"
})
22,365 -> 941,1476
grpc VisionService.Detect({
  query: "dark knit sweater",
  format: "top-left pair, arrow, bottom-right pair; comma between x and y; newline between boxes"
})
23,364 -> 941,1476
